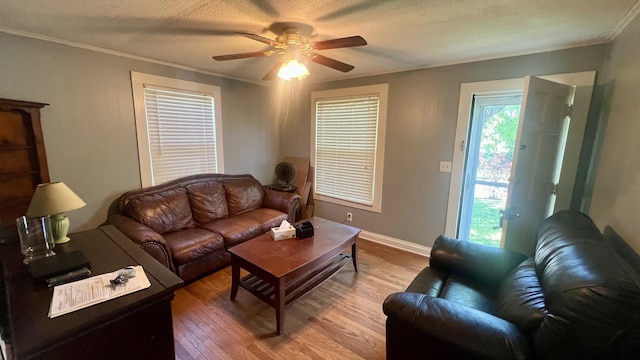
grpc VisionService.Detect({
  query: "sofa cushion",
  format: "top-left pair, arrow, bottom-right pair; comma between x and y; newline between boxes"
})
163,227 -> 224,266
123,188 -> 194,234
495,258 -> 547,335
438,274 -> 497,314
405,267 -> 448,297
185,181 -> 229,224
200,214 -> 263,248
242,208 -> 288,232
175,250 -> 231,282
224,178 -> 264,216
535,210 -> 604,277
430,235 -> 527,287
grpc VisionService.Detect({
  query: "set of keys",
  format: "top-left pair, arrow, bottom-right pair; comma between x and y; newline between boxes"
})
107,266 -> 137,289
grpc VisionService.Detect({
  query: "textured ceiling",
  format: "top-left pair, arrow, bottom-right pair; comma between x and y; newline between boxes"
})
0,0 -> 638,84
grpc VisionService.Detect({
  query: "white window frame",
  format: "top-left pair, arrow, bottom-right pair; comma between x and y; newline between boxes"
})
131,72 -> 224,187
310,84 -> 388,213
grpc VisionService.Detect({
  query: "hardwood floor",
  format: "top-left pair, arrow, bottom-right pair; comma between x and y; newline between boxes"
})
171,239 -> 428,360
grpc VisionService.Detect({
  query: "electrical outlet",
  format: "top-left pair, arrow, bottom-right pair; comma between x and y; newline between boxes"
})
346,212 -> 353,222
439,161 -> 452,173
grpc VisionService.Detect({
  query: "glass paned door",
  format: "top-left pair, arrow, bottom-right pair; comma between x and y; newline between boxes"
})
457,94 -> 521,247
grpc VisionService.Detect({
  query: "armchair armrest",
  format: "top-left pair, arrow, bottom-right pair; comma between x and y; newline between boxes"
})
430,235 -> 528,287
262,188 -> 301,222
107,214 -> 175,272
383,292 -> 531,360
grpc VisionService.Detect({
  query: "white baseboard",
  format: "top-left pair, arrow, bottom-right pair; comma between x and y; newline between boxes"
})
359,230 -> 432,257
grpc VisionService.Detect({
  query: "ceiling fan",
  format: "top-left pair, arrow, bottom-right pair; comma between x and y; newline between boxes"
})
212,22 -> 367,80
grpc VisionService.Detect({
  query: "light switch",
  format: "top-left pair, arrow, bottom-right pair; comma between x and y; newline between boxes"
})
439,161 -> 452,173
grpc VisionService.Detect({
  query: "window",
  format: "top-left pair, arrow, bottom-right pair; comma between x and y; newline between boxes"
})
311,84 -> 388,212
131,72 -> 224,187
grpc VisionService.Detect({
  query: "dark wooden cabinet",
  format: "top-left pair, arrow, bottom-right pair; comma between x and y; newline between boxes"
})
0,226 -> 184,359
0,98 -> 50,232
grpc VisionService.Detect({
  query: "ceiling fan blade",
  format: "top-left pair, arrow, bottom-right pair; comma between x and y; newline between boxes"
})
263,59 -> 285,80
312,36 -> 367,50
310,54 -> 355,72
212,51 -> 274,61
238,32 -> 280,47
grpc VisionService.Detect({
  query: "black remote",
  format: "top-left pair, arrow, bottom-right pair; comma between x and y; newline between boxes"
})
46,267 -> 92,287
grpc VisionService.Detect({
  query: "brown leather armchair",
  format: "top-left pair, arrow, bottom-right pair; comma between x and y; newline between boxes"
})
108,174 -> 301,281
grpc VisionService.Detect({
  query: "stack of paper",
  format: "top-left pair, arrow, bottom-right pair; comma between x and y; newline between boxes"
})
48,265 -> 151,318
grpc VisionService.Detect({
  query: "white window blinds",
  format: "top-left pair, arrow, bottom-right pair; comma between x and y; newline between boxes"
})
143,86 -> 219,185
315,95 -> 380,206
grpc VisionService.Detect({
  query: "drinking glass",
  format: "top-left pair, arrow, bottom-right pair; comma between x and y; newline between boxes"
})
16,216 -> 56,264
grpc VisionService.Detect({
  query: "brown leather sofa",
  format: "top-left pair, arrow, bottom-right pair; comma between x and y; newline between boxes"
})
383,210 -> 640,359
108,174 -> 301,281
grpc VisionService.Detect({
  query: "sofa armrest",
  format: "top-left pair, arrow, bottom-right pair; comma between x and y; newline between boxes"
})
383,292 -> 531,360
262,188 -> 302,222
107,214 -> 175,273
430,235 -> 528,287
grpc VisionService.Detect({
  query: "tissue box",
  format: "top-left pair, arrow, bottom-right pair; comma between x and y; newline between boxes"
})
270,226 -> 296,241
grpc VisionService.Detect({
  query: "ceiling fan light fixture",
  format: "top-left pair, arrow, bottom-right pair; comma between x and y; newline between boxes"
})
277,58 -> 310,80
212,23 -> 366,80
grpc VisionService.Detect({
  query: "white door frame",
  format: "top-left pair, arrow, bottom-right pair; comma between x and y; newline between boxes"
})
444,71 -> 596,239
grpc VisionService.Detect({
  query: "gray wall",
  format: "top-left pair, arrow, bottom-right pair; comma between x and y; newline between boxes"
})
282,45 -> 608,248
3,27 -> 630,252
590,14 -> 640,252
0,32 -> 279,232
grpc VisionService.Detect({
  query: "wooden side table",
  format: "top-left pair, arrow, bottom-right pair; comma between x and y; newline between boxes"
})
0,225 -> 183,359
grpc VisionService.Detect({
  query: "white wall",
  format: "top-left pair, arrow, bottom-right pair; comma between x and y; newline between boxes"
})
0,32 -> 280,231
590,14 -> 640,252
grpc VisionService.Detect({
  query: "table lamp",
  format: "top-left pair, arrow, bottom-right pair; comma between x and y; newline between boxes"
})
26,182 -> 86,244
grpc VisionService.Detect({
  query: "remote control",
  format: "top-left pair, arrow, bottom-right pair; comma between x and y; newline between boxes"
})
46,267 -> 92,287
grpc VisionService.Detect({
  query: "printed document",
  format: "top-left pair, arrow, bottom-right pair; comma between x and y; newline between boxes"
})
48,265 -> 150,318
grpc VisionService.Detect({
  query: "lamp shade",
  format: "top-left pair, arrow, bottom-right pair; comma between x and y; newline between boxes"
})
26,182 -> 86,217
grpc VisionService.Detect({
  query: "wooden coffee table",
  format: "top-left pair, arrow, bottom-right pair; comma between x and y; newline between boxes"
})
229,217 -> 360,335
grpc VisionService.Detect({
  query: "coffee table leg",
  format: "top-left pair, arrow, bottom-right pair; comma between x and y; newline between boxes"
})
230,261 -> 240,301
275,279 -> 285,335
352,240 -> 358,273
